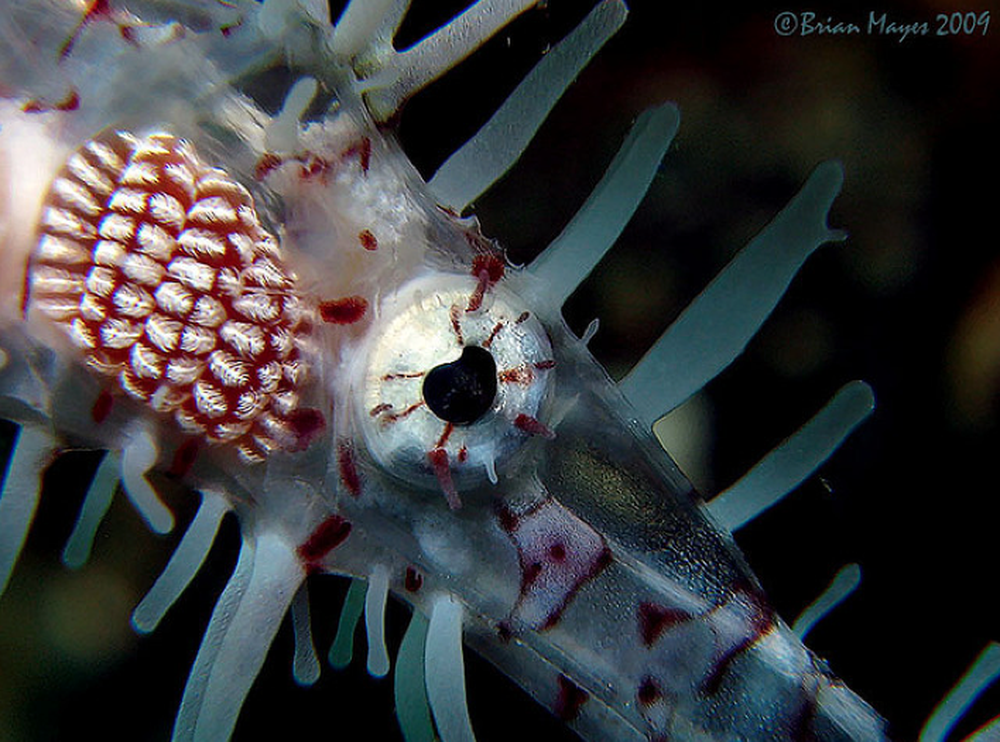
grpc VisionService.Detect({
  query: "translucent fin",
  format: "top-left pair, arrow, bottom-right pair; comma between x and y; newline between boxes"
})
791,563 -> 861,639
364,0 -> 539,121
425,594 -> 475,742
329,577 -> 367,669
121,424 -> 174,534
291,583 -> 320,686
331,0 -> 408,62
706,380 -> 874,532
920,642 -> 1000,742
527,103 -> 680,305
967,714 -> 1000,741
172,537 -> 255,742
365,563 -> 391,677
395,611 -> 436,742
265,77 -> 317,152
0,426 -> 55,597
620,161 -> 847,425
62,450 -> 119,569
428,0 -> 628,213
174,532 -> 303,742
132,489 -> 229,634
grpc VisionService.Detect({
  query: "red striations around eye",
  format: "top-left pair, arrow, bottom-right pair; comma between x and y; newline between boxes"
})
27,131 -> 315,464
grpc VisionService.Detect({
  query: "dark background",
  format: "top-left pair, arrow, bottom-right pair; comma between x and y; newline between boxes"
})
1,0 -> 999,740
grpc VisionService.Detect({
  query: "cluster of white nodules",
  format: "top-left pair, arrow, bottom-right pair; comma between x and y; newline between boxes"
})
356,273 -> 554,496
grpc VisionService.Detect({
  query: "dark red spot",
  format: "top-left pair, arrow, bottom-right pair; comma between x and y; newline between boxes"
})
637,676 -> 661,706
534,360 -> 556,370
319,296 -> 368,324
288,408 -> 325,448
342,137 -> 371,173
495,504 -> 519,533
337,441 -> 361,497
358,229 -> 378,251
457,445 -> 468,463
497,621 -> 514,642
548,542 -> 567,561
404,566 -> 423,592
220,19 -> 243,36
514,414 -> 555,439
168,439 -> 200,478
297,515 -> 352,569
515,311 -> 530,324
369,403 -> 392,417
428,448 -> 460,509
91,390 -> 114,423
554,675 -> 589,722
254,152 -> 283,180
638,602 -> 693,647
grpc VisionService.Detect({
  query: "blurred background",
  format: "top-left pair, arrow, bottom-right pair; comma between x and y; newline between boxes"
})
1,0 -> 998,739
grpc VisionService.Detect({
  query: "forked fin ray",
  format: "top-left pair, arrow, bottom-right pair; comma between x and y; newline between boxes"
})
620,161 -> 847,425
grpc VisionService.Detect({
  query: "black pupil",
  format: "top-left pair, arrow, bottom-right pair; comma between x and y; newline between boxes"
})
422,346 -> 498,425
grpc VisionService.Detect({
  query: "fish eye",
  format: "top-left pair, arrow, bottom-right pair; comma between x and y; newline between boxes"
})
353,272 -> 555,505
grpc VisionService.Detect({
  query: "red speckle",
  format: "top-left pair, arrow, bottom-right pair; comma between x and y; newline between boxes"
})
548,542 -> 567,561
319,296 -> 368,324
288,408 -> 325,448
404,566 -> 423,592
554,675 -> 589,722
297,515 -> 352,570
515,311 -> 530,324
342,137 -> 372,173
369,403 -> 392,417
358,229 -> 378,251
428,448 -> 461,510
638,602 -> 692,647
637,676 -> 661,706
254,152 -> 283,180
337,441 -> 361,497
91,390 -> 114,423
457,445 -> 468,463
534,359 -> 556,370
514,414 -> 555,439
499,365 -> 534,385
169,439 -> 200,478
